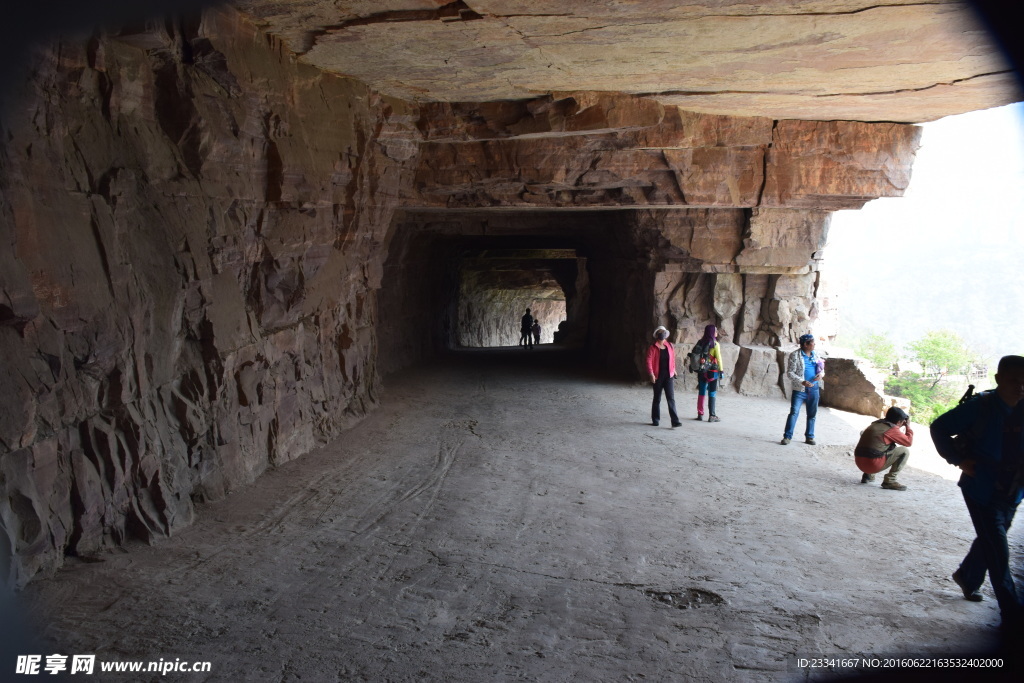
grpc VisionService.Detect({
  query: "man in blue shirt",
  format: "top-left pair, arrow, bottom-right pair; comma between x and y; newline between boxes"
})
931,355 -> 1024,632
781,334 -> 824,446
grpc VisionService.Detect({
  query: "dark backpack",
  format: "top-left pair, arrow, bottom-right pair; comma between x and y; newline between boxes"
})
950,390 -> 995,462
687,342 -> 715,374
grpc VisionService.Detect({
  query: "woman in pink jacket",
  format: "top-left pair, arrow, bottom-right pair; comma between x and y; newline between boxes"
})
645,326 -> 681,427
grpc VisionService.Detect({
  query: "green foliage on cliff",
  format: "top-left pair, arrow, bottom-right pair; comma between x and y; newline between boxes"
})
884,373 -> 960,424
907,330 -> 977,387
855,332 -> 898,372
883,330 -> 981,424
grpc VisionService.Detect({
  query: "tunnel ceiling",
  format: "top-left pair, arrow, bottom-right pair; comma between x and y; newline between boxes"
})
234,0 -> 1019,123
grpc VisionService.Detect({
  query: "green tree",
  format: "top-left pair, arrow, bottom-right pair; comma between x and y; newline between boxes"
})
906,330 -> 975,389
884,373 -> 960,424
856,332 -> 898,371
884,330 -> 981,424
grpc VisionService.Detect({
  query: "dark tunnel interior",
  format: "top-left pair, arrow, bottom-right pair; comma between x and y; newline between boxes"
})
377,209 -> 674,379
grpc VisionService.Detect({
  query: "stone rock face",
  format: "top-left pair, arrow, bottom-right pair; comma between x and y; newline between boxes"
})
406,112 -> 921,211
733,346 -> 785,398
763,122 -> 921,210
820,357 -> 887,418
417,95 -> 667,141
644,206 -> 832,383
737,211 -> 830,270
236,0 -> 1019,123
0,8 -> 419,585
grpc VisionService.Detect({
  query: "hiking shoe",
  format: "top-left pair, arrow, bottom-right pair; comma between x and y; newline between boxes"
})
651,421 -> 659,427
708,415 -> 721,423
805,438 -> 816,445
671,422 -> 682,428
952,569 -> 984,602
695,415 -> 704,421
881,480 -> 907,491
860,473 -> 876,484
780,438 -> 790,445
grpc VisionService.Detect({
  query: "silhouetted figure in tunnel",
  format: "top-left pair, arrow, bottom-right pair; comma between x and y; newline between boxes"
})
532,321 -> 541,346
520,308 -> 534,348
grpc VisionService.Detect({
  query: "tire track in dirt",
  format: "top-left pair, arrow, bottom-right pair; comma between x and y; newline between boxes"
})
350,419 -> 471,537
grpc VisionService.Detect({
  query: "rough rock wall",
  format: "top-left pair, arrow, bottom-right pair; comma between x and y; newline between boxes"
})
407,109 -> 920,212
376,228 -> 459,379
819,357 -> 887,418
0,8 -> 419,585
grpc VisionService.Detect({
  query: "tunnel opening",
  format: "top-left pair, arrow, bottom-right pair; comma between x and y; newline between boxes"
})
456,248 -> 577,349
378,209 -> 664,380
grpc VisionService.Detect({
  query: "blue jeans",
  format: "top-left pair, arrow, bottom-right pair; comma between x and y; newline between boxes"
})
783,386 -> 819,440
958,491 -> 1022,620
697,375 -> 719,396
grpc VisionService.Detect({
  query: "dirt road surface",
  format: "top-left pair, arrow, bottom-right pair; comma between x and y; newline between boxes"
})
17,348 -> 1023,682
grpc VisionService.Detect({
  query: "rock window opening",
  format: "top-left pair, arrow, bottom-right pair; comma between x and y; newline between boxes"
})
456,249 -> 580,349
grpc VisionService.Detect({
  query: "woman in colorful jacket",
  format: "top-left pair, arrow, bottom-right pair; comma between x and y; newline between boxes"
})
645,326 -> 681,427
691,324 -> 723,422
781,333 -> 824,445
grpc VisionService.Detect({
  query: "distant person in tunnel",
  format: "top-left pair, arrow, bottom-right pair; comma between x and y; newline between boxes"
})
532,320 -> 541,346
780,334 -> 823,445
931,355 -> 1024,632
646,326 -> 682,428
854,406 -> 912,490
520,308 -> 534,348
689,324 -> 724,422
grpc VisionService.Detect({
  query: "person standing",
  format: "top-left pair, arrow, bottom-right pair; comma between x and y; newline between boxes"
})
532,320 -> 541,346
854,406 -> 912,490
520,308 -> 534,348
931,355 -> 1024,632
691,324 -> 724,422
781,333 -> 824,445
646,326 -> 682,428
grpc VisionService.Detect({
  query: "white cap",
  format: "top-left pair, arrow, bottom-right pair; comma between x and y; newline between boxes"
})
653,326 -> 669,339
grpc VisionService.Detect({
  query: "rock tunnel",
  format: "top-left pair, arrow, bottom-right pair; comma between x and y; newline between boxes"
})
1,0 -> 1021,593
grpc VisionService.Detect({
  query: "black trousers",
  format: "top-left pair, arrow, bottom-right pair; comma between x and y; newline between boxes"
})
959,492 -> 1022,621
652,376 -> 679,424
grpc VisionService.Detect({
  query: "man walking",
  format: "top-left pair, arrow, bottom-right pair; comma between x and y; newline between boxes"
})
931,355 -> 1024,633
